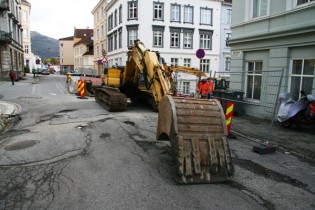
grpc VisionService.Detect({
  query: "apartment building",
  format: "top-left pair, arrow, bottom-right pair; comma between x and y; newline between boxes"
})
102,0 -> 223,95
21,0 -> 32,70
228,0 -> 315,118
0,0 -> 24,79
73,28 -> 94,71
219,0 -> 232,78
92,0 -> 107,76
59,36 -> 74,74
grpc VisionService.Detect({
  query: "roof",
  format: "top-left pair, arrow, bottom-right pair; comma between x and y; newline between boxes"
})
59,36 -> 74,41
22,0 -> 31,4
73,29 -> 94,47
74,29 -> 93,39
82,51 -> 94,56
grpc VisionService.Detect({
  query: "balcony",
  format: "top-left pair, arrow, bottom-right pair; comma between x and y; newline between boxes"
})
0,0 -> 9,11
0,31 -> 12,43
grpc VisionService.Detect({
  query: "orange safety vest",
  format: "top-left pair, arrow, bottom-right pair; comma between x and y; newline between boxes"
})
197,81 -> 203,94
201,81 -> 209,95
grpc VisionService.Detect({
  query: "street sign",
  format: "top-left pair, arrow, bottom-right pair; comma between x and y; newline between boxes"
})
196,49 -> 205,59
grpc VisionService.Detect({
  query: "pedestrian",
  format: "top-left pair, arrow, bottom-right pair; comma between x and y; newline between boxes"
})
32,68 -> 36,78
9,70 -> 16,86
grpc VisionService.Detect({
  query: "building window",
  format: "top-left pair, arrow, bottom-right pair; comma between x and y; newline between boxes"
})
22,11 -> 28,21
297,0 -> 315,5
24,45 -> 29,54
184,6 -> 193,24
171,58 -> 178,66
128,1 -> 138,20
23,28 -> 28,38
199,30 -> 212,50
114,10 -> 117,26
246,61 -> 262,100
171,4 -> 181,22
153,2 -> 164,21
114,31 -> 117,50
253,0 -> 268,18
107,34 -> 113,52
118,28 -> 122,48
290,59 -> 315,100
200,59 -> 210,73
111,13 -> 114,29
225,57 -> 231,71
184,58 -> 191,67
153,26 -> 164,47
108,15 -> 111,31
119,5 -> 122,23
170,28 -> 180,48
183,82 -> 190,94
183,30 -> 193,49
200,8 -> 212,25
127,25 -> 138,46
226,33 -> 231,47
227,9 -> 232,23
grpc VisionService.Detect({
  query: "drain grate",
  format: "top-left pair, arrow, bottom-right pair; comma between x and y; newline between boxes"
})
5,140 -> 39,151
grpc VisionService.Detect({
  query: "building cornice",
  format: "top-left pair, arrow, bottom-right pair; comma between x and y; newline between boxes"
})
228,26 -> 315,45
91,0 -> 106,14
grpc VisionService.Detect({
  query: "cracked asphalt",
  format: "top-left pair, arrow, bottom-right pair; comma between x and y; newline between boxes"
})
0,74 -> 315,210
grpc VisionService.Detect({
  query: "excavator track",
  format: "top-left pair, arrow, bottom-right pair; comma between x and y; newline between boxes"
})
157,95 -> 234,184
95,87 -> 127,111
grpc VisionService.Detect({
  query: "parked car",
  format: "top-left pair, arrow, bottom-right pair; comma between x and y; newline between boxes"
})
41,69 -> 50,75
48,68 -> 56,74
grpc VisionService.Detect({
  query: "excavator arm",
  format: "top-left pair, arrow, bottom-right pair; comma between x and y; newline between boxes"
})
121,40 -> 172,109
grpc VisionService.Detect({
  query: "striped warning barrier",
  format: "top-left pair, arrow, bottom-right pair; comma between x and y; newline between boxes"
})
77,80 -> 87,99
67,73 -> 71,83
225,101 -> 234,135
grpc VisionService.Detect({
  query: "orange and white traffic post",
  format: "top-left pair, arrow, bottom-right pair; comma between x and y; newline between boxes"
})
77,80 -> 87,99
225,101 -> 236,138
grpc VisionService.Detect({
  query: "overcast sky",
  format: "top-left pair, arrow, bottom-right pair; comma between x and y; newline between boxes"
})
28,0 -> 99,40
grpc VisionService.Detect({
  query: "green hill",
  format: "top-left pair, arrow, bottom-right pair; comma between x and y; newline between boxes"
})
30,31 -> 59,58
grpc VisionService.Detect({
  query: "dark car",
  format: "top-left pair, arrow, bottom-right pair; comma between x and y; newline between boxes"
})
41,69 -> 49,75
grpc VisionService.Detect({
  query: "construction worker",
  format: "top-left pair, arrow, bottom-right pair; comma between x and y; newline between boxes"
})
207,79 -> 214,99
200,79 -> 208,98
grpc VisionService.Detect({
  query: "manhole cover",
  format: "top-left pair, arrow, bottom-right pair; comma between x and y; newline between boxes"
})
5,140 -> 39,151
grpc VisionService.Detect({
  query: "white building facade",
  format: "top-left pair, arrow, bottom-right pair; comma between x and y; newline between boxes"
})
104,0 -> 223,95
219,0 -> 232,79
21,0 -> 32,70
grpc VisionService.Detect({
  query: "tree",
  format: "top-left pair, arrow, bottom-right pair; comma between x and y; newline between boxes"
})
50,57 -> 57,65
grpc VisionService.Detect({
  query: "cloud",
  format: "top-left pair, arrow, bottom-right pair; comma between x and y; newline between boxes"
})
28,0 -> 99,39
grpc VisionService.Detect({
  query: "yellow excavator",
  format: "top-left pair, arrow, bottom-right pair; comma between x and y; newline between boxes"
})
95,40 -> 234,184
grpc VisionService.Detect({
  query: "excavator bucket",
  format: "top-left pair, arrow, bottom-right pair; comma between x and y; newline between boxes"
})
157,95 -> 234,184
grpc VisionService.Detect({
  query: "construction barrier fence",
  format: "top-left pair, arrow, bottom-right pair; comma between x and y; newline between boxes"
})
213,69 -> 284,143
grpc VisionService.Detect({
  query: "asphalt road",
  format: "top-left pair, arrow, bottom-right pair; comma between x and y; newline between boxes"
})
0,74 -> 314,210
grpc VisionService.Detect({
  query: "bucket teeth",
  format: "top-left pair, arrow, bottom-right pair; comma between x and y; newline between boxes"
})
174,136 -> 234,184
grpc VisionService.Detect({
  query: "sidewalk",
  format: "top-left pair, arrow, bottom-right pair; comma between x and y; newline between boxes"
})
231,116 -> 315,161
0,101 -> 19,132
